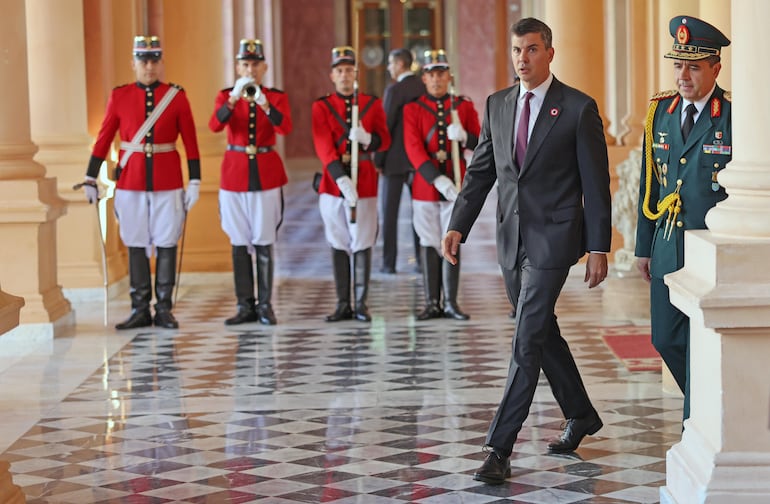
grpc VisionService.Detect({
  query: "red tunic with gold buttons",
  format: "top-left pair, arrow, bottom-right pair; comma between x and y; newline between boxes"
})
209,86 -> 292,192
88,81 -> 201,191
311,92 -> 391,198
404,94 -> 480,201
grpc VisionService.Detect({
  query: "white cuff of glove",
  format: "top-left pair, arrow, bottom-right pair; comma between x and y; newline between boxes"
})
447,123 -> 468,144
348,126 -> 372,147
255,89 -> 267,107
433,175 -> 458,202
83,175 -> 98,204
335,175 -> 359,206
184,180 -> 200,211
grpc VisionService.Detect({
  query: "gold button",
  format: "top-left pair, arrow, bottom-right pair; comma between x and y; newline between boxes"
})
249,123 -> 255,128
714,163 -> 720,168
677,221 -> 683,228
146,132 -> 151,137
439,139 -> 445,144
147,91 -> 153,97
656,158 -> 661,163
249,134 -> 254,138
680,157 -> 687,164
438,121 -> 444,126
438,111 -> 444,116
147,101 -> 152,106
249,155 -> 255,159
146,153 -> 151,157
250,113 -> 255,117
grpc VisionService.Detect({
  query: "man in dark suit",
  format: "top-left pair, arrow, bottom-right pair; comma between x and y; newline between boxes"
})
442,18 -> 612,485
376,48 -> 426,274
635,16 -> 731,423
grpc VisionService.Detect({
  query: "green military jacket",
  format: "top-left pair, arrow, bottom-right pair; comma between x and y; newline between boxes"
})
635,85 -> 732,278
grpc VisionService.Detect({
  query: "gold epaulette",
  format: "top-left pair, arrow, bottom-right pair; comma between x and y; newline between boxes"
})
650,89 -> 678,101
170,82 -> 184,91
724,90 -> 732,102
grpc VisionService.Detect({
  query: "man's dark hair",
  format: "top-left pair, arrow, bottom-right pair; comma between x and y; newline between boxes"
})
704,55 -> 721,66
389,48 -> 413,68
511,18 -> 553,49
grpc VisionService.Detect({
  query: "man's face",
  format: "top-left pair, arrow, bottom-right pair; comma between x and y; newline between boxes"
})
237,59 -> 268,84
422,68 -> 450,98
387,55 -> 403,80
511,32 -> 554,89
330,64 -> 356,94
673,58 -> 720,101
132,58 -> 162,86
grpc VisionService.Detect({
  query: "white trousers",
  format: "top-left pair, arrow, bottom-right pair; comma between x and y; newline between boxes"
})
219,188 -> 283,246
318,194 -> 378,254
412,200 -> 455,252
114,189 -> 184,248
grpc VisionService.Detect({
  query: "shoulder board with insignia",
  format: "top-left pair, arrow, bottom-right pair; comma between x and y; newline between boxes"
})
650,89 -> 678,101
113,84 -> 130,90
458,95 -> 472,102
723,90 -> 732,102
268,87 -> 285,94
315,93 -> 332,102
169,83 -> 184,91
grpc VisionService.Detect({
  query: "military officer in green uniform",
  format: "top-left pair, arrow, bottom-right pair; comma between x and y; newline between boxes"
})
636,15 -> 731,422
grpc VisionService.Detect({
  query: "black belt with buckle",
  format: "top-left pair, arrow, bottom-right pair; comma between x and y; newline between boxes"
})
431,150 -> 451,162
341,153 -> 372,163
227,145 -> 274,154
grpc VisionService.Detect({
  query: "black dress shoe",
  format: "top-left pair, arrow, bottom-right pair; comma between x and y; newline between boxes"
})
256,304 -> 277,325
443,302 -> 470,320
473,449 -> 510,485
547,412 -> 603,453
416,303 -> 443,320
153,310 -> 179,329
325,303 -> 353,322
115,309 -> 152,330
354,304 -> 371,322
225,308 -> 258,326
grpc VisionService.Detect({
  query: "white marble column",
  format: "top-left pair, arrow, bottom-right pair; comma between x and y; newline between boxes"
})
0,0 -> 73,336
661,1 -> 770,502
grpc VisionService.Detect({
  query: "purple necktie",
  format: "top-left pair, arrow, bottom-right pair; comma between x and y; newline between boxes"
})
515,92 -> 533,166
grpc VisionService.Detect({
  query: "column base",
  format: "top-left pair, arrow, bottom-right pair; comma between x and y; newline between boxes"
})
2,309 -> 75,342
0,460 -> 25,504
0,290 -> 25,335
661,424 -> 770,503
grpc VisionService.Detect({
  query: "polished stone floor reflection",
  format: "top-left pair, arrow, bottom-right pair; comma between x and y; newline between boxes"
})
0,172 -> 679,503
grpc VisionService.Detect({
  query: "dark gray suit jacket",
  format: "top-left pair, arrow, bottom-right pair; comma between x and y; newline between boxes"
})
375,74 -> 426,175
449,78 -> 611,270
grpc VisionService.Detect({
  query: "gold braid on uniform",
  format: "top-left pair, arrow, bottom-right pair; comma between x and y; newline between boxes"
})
641,99 -> 681,221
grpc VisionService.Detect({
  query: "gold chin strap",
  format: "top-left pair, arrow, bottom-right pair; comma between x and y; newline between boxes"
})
641,100 -> 682,230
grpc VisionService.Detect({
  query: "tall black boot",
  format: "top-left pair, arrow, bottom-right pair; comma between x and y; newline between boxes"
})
225,246 -> 258,325
443,248 -> 469,320
417,246 -> 443,320
353,248 -> 372,322
154,246 -> 179,329
255,245 -> 277,325
116,247 -> 153,330
326,248 -> 353,322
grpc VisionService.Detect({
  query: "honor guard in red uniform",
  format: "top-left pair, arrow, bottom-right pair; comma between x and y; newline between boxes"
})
312,46 -> 391,322
209,39 -> 292,326
404,50 -> 480,320
81,36 -> 201,330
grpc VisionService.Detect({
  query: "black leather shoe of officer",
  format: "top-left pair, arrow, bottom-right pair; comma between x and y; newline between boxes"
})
443,302 -> 470,320
225,308 -> 258,326
547,412 -> 603,453
154,310 -> 179,329
326,303 -> 353,322
354,304 -> 371,322
473,448 -> 511,485
256,303 -> 277,325
115,309 -> 152,330
416,303 -> 443,320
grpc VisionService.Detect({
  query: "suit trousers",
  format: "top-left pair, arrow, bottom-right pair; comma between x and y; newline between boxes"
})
488,243 -> 596,456
650,276 -> 690,420
379,172 -> 409,269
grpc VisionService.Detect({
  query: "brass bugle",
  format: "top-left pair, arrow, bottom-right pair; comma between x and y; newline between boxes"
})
242,82 -> 260,102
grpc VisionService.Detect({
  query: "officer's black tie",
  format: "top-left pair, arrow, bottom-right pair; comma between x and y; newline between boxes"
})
681,103 -> 697,142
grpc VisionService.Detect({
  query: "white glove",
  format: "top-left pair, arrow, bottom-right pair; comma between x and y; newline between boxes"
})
230,76 -> 255,98
447,123 -> 468,144
255,87 -> 267,107
83,176 -> 98,204
348,126 -> 372,147
184,180 -> 200,211
433,175 -> 458,202
335,176 -> 358,206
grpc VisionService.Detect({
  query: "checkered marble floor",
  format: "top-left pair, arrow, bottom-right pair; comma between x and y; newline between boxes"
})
0,171 -> 681,503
